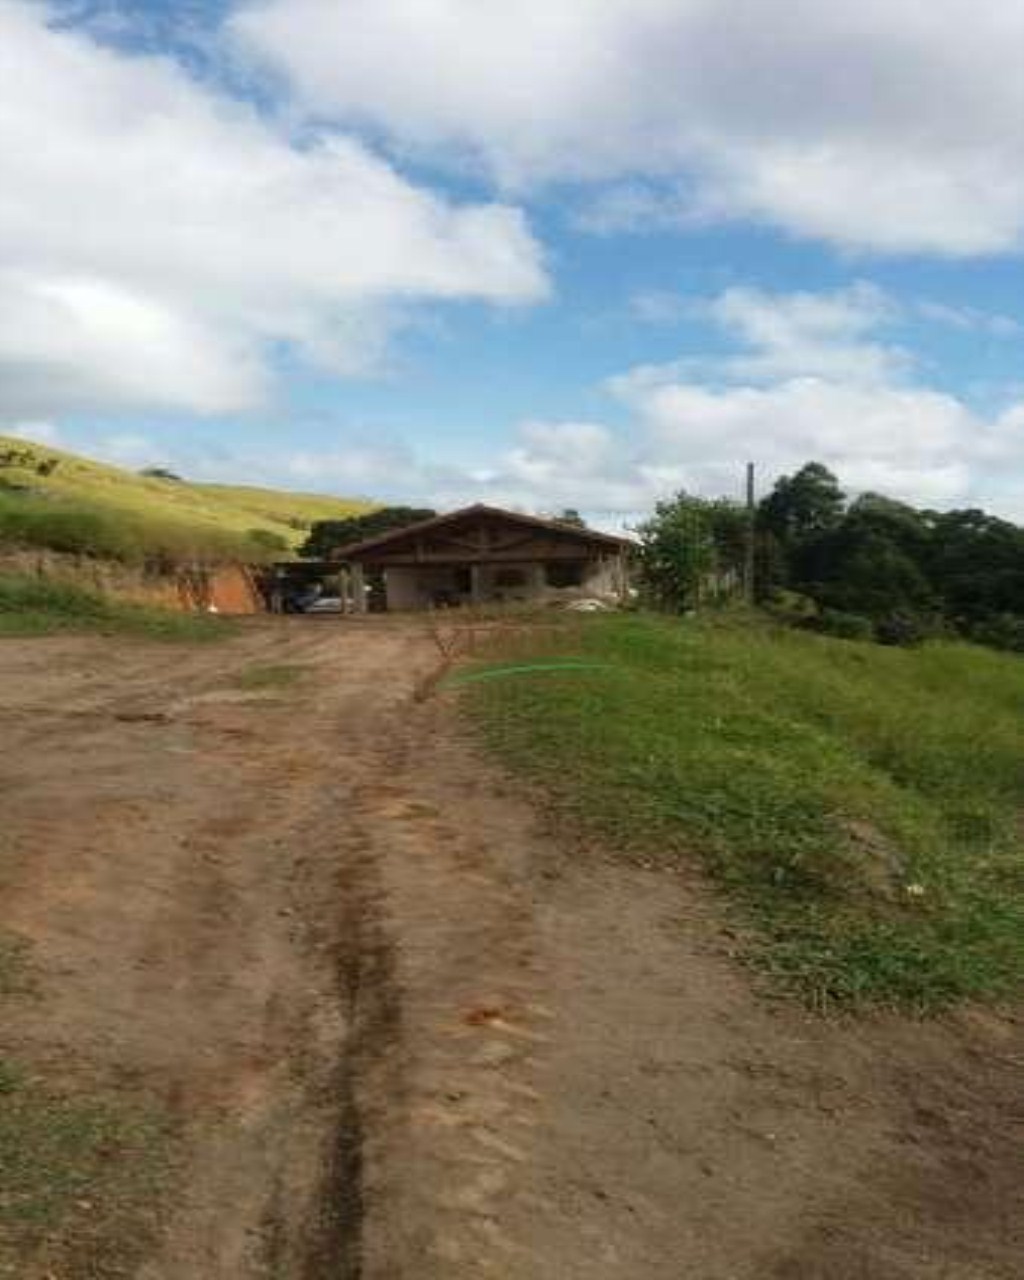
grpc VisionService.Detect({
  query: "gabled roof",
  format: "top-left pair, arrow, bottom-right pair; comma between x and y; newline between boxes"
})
334,503 -> 633,560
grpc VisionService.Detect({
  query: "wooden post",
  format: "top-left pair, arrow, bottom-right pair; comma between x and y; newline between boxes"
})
615,552 -> 629,604
470,563 -> 483,605
351,562 -> 368,614
744,461 -> 756,605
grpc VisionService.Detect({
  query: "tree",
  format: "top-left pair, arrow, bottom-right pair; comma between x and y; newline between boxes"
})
811,532 -> 935,619
554,508 -> 587,528
300,507 -> 436,559
636,493 -> 747,611
140,466 -> 184,482
759,463 -> 846,546
795,492 -> 936,618
925,509 -> 1024,623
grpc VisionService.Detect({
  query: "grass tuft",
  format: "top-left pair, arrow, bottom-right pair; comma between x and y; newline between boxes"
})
468,613 -> 1024,1010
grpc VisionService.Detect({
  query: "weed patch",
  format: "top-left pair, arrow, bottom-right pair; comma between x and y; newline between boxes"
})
236,662 -> 307,691
0,933 -> 31,998
468,613 -> 1024,1010
0,1065 -> 175,1278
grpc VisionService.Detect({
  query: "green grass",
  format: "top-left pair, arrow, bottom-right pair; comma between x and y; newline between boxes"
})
0,933 -> 31,999
468,612 -> 1024,1010
0,575 -> 230,641
0,435 -> 373,564
196,482 -> 374,532
235,662 -> 307,691
0,1062 -> 175,1278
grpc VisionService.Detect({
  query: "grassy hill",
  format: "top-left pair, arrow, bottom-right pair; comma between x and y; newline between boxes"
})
469,612 -> 1024,1011
0,436 -> 374,564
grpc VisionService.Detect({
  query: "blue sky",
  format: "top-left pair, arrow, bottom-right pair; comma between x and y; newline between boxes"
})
5,0 -> 1024,525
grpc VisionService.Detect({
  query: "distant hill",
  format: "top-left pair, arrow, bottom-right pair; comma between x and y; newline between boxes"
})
0,435 -> 375,564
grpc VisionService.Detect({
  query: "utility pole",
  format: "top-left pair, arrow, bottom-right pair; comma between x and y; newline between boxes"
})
744,462 -> 756,605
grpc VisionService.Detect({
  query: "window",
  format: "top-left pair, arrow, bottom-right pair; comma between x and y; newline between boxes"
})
545,562 -> 585,588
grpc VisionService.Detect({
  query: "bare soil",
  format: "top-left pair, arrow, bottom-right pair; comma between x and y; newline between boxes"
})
1,618 -> 1022,1278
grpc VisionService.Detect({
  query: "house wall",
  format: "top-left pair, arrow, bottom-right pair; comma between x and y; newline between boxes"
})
583,557 -> 621,597
384,566 -> 462,611
378,555 -> 627,612
476,562 -> 546,604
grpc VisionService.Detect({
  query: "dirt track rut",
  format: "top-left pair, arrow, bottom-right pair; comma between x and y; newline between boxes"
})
2,619 -> 1023,1278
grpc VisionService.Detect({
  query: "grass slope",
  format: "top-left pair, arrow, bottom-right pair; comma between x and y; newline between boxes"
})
0,435 -> 373,562
0,576 -> 230,641
195,482 -> 373,532
469,613 -> 1024,1010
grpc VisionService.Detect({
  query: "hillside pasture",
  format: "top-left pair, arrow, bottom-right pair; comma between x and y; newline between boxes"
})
0,435 -> 373,564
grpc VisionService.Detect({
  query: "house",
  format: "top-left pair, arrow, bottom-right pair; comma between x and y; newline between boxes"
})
334,504 -> 633,613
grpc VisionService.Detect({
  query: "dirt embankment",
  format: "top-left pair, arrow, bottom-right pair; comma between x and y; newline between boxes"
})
0,548 -> 264,613
1,618 -> 1022,1278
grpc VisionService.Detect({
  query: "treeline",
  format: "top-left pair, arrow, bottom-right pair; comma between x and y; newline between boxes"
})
298,505 -> 588,558
638,462 -> 1024,650
299,506 -> 436,558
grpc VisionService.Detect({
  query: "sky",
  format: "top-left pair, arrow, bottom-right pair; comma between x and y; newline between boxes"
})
4,0 -> 1024,526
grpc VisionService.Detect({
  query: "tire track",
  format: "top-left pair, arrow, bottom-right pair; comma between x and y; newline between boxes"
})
342,720 -> 552,1278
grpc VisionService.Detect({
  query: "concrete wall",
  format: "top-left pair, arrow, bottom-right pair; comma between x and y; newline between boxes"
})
379,556 -> 628,612
384,565 -> 464,611
583,557 -> 624,597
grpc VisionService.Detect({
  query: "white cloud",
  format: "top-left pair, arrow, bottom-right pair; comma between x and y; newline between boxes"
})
705,283 -> 908,385
4,421 -> 63,446
396,283 -> 1024,518
628,290 -> 691,326
233,0 -> 1024,256
56,373 -> 1024,526
598,284 -> 1024,514
613,282 -> 911,389
915,301 -> 1023,338
0,1 -> 547,418
30,272 -> 1024,525
617,377 -> 980,505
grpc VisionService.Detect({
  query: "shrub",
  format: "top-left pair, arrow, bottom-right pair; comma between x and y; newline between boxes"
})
814,609 -> 875,642
764,589 -> 819,624
875,610 -> 929,648
246,528 -> 289,554
969,613 -> 1024,653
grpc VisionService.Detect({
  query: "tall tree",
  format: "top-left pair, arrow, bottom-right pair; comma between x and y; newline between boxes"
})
759,463 -> 846,546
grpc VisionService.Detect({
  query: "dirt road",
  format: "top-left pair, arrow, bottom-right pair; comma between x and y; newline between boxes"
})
1,619 -> 1022,1278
